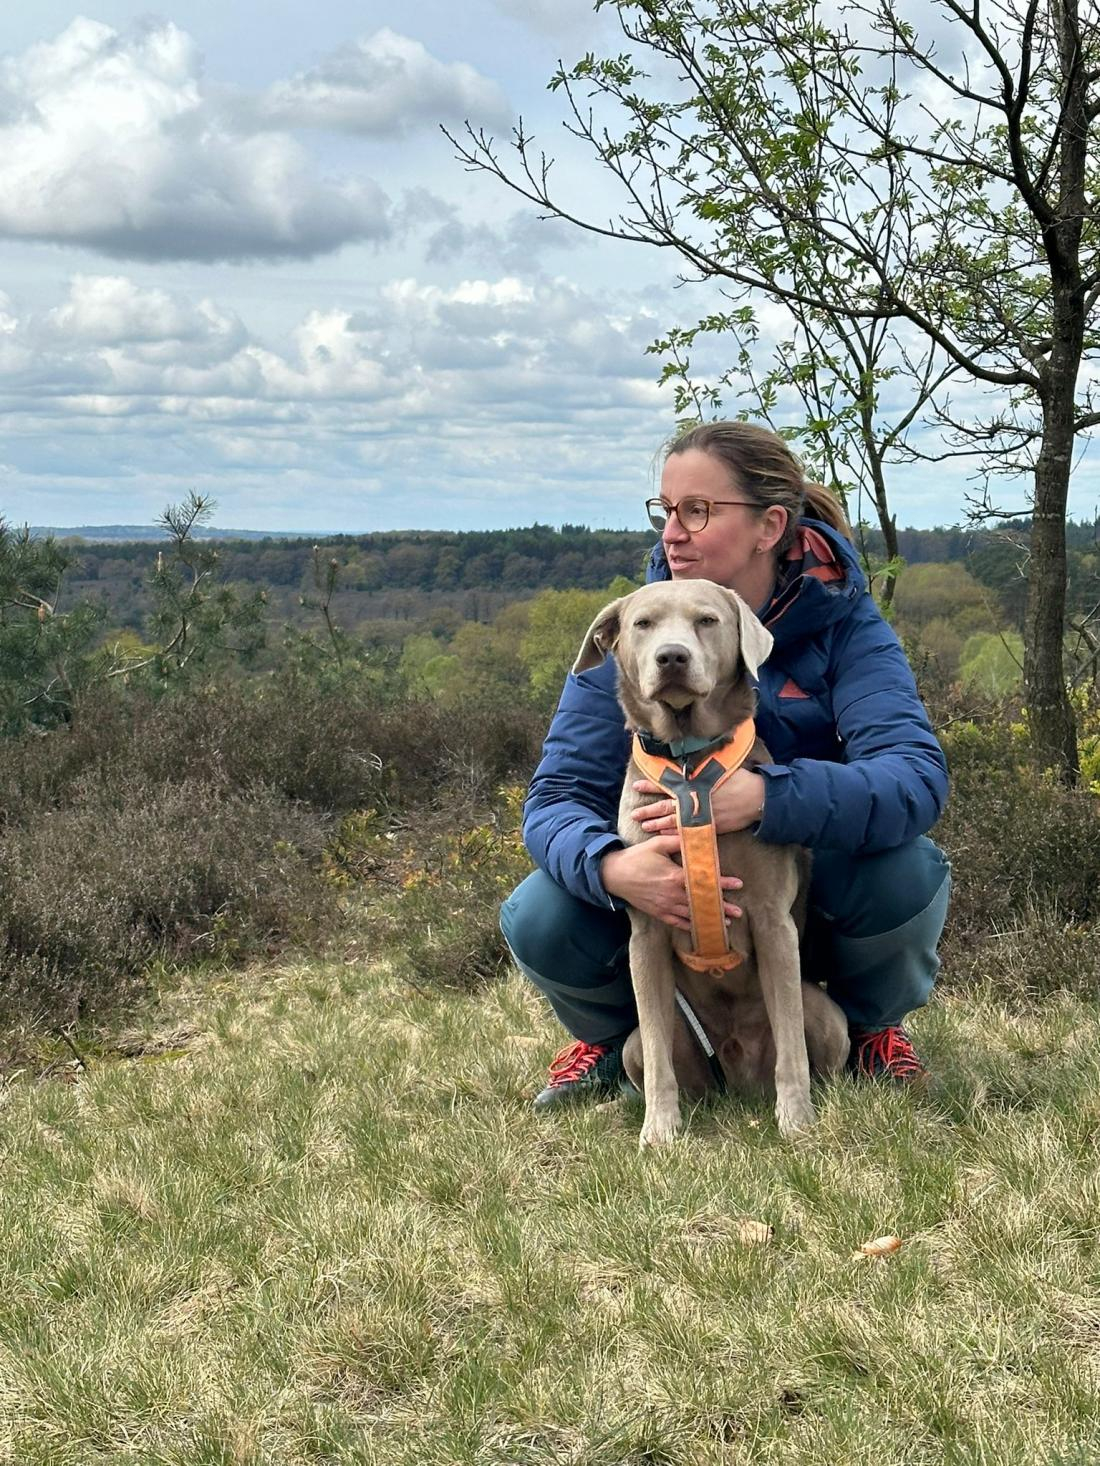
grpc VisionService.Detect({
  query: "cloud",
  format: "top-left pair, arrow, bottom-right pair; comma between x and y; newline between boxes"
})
5,272 -> 666,413
488,0 -> 602,37
256,28 -> 510,136
0,271 -> 674,529
0,18 -> 389,261
6,270 -> 1077,532
396,190 -> 584,272
43,275 -> 247,362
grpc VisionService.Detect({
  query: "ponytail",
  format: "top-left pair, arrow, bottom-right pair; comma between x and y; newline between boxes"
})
803,482 -> 853,543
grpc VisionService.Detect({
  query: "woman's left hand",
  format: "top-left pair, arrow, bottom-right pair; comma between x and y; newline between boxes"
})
631,769 -> 766,835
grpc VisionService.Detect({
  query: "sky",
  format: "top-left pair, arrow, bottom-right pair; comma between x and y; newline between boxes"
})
1,3 -> 1097,534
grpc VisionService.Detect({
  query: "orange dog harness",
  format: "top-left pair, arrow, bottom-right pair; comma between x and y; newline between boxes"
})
631,720 -> 757,975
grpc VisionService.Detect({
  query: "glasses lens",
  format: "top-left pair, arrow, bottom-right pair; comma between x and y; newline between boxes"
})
645,499 -> 669,533
678,499 -> 709,531
646,498 -> 712,532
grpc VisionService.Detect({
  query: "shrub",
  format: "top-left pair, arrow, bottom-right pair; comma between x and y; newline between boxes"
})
356,790 -> 532,992
0,674 -> 547,1028
942,902 -> 1100,1003
0,676 -> 547,828
0,773 -> 335,1027
936,716 -> 1100,993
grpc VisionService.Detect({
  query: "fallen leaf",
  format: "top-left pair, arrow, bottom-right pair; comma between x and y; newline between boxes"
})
852,1234 -> 903,1260
737,1219 -> 774,1246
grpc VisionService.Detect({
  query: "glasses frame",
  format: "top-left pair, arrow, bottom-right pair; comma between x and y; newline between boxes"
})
645,496 -> 761,533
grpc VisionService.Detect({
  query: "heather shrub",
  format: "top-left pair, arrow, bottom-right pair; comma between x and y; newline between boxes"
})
355,788 -> 532,992
942,902 -> 1100,1003
0,669 -> 546,1027
0,675 -> 546,826
0,772 -> 334,1027
936,713 -> 1100,996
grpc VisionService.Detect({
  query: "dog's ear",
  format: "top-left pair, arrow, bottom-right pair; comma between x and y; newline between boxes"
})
573,598 -> 625,673
722,588 -> 774,679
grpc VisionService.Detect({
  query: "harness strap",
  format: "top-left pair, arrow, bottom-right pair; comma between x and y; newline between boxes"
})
632,719 -> 756,975
675,989 -> 726,1093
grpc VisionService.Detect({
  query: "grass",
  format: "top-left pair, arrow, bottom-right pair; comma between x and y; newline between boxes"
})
0,944 -> 1098,1465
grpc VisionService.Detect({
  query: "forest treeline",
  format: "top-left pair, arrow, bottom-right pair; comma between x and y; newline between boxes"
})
54,518 -> 1100,637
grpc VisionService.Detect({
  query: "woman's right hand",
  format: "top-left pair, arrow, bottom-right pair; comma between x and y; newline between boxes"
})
600,835 -> 743,932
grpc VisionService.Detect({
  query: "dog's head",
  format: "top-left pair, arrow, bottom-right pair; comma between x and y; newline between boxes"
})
573,581 -> 773,740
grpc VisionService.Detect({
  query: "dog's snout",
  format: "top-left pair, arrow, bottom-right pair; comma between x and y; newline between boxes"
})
655,643 -> 691,670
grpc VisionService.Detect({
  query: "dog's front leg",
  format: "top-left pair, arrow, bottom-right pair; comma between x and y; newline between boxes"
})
752,912 -> 816,1136
629,915 -> 683,1148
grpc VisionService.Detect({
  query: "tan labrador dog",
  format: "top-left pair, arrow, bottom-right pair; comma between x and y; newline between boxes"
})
574,580 -> 849,1146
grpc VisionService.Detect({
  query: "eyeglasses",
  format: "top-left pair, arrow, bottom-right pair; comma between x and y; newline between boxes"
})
645,496 -> 760,534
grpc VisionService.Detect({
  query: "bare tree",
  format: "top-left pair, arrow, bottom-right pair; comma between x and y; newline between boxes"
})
448,0 -> 1100,780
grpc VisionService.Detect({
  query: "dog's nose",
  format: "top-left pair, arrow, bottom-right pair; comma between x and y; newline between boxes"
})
655,643 -> 691,670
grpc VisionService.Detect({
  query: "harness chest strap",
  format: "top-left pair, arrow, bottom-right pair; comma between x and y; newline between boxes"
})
631,719 -> 757,974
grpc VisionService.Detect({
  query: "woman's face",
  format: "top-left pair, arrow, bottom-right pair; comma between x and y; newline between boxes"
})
659,449 -> 784,595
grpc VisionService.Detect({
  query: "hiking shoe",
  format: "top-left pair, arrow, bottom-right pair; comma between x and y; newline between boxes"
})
848,1025 -> 928,1085
533,1039 -> 627,1109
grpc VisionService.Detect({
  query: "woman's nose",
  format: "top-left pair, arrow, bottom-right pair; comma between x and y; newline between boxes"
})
662,507 -> 690,541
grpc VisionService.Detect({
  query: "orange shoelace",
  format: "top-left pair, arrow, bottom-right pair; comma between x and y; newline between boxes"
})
853,1027 -> 924,1080
547,1039 -> 608,1086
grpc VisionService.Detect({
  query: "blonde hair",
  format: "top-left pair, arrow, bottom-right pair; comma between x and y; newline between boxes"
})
666,421 -> 852,553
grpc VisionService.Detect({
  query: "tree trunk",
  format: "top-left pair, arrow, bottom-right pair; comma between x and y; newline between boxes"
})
869,455 -> 899,611
1024,0 -> 1088,785
861,402 -> 900,609
1027,336 -> 1081,783
1026,466 -> 1079,783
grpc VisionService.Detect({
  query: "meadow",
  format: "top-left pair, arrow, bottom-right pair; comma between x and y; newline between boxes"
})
1,935 -> 1098,1464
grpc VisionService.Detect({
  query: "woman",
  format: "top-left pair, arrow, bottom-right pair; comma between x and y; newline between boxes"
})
501,421 -> 950,1106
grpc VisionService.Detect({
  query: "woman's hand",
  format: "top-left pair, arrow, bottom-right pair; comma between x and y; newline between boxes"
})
630,769 -> 766,836
600,834 -> 743,933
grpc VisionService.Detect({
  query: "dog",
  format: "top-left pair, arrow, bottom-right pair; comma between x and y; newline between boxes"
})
573,580 -> 849,1146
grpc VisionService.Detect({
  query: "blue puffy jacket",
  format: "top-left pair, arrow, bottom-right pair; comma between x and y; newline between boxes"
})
522,519 -> 949,908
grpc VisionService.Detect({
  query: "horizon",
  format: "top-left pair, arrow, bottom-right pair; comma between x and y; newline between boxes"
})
29,513 -> 1078,546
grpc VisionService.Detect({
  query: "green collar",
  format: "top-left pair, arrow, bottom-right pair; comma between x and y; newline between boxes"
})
635,729 -> 731,762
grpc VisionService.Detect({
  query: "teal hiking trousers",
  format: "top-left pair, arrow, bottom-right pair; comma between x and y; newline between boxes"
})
500,837 -> 951,1044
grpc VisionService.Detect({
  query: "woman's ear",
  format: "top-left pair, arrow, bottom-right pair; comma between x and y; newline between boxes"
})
758,505 -> 789,554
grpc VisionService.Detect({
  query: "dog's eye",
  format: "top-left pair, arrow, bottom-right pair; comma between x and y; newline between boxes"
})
633,617 -> 653,630
697,615 -> 720,627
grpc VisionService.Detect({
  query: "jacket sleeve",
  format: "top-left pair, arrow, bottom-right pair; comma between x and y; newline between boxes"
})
755,600 -> 948,853
521,658 -> 633,908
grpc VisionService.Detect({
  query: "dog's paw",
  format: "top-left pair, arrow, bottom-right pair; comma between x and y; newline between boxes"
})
775,1094 -> 816,1137
639,1109 -> 683,1149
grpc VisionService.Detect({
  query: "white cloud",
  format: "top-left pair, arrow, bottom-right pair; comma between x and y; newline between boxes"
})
397,189 -> 584,271
4,271 -> 664,411
0,17 -> 389,261
10,266 -> 1062,532
43,275 -> 246,363
0,270 -> 673,528
256,28 -> 510,136
489,0 -> 602,37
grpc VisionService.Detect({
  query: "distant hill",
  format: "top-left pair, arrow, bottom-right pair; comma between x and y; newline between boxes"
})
30,524 -> 324,544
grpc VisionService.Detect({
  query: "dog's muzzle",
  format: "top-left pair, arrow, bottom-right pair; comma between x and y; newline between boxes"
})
644,644 -> 707,705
